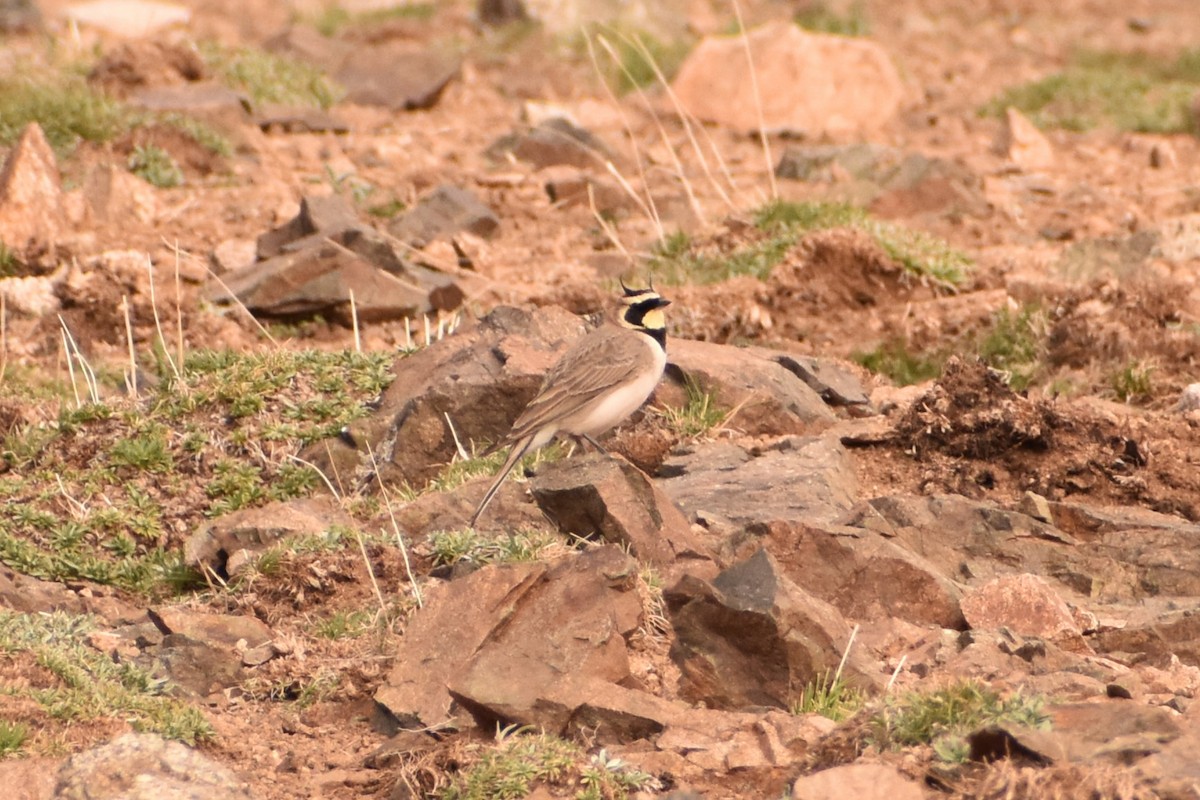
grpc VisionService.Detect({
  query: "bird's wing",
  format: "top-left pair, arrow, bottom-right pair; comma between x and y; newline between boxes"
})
504,327 -> 654,443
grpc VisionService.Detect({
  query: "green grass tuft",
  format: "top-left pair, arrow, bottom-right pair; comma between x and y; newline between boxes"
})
983,47 -> 1200,134
871,680 -> 1048,763
200,43 -> 341,109
792,670 -> 867,722
0,610 -> 214,744
428,528 -> 563,567
0,720 -> 28,757
441,726 -> 659,800
977,305 -> 1045,390
1111,359 -> 1155,403
794,1 -> 870,36
661,376 -> 727,437
128,144 -> 184,188
653,201 -> 970,286
311,2 -> 437,36
0,76 -> 133,158
854,340 -> 944,386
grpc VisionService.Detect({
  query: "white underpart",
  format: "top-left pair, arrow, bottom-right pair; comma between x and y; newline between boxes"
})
566,334 -> 667,437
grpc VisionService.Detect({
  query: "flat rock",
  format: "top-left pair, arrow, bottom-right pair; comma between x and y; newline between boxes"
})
1093,609 -> 1200,666
666,549 -> 873,710
793,763 -> 928,800
184,496 -> 352,578
672,22 -> 903,137
142,633 -> 244,698
255,105 -> 349,134
665,339 -> 836,435
775,143 -> 987,218
54,733 -> 252,799
0,563 -> 85,614
961,573 -> 1084,644
659,436 -> 858,536
64,0 -> 189,38
128,83 -> 249,116
0,122 -> 63,251
336,44 -> 460,110
388,184 -> 500,246
492,118 -> 614,170
529,452 -> 709,566
147,608 -> 274,649
981,702 -> 1181,767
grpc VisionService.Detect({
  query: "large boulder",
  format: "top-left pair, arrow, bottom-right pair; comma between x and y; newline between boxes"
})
672,22 -> 904,137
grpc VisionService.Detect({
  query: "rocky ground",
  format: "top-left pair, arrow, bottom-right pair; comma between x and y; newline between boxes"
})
4,0 -> 1200,798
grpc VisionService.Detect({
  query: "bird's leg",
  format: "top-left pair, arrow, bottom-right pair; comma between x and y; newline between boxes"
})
581,434 -> 610,455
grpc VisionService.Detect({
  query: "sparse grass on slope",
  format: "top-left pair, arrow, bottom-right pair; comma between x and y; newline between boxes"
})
199,42 -> 341,109
0,349 -> 392,596
651,200 -> 971,287
0,73 -> 232,162
441,726 -> 659,800
983,48 -> 1200,134
0,610 -> 214,745
871,680 -> 1048,764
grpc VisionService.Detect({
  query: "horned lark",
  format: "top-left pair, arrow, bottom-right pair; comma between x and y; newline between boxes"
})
468,283 -> 670,527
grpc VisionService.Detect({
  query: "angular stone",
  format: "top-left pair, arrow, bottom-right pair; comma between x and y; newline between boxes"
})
996,107 -> 1054,171
83,164 -> 157,225
184,497 -> 352,578
447,548 -> 642,731
0,122 -> 63,251
336,44 -> 460,110
742,520 -> 965,629
388,184 -> 500,246
961,574 -> 1083,644
1094,610 -> 1200,666
379,548 -> 643,734
666,549 -> 872,710
210,243 -> 440,321
256,194 -> 361,258
54,733 -> 252,799
660,437 -> 858,536
793,763 -> 927,800
529,452 -> 710,565
672,23 -> 903,136
375,559 -> 547,727
543,166 -> 629,214
665,338 -> 836,435
766,350 -> 870,407
255,106 -> 349,134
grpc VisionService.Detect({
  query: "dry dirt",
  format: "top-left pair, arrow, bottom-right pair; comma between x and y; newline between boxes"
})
6,0 -> 1200,798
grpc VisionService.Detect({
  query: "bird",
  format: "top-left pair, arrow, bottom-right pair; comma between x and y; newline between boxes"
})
468,281 -> 671,527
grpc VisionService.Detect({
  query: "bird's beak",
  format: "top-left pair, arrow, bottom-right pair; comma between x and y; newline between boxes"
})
655,298 -> 672,308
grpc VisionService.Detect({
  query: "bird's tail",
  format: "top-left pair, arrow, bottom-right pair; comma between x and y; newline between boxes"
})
468,436 -> 533,528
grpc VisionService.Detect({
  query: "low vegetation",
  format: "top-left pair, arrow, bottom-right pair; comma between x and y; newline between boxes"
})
0,610 -> 214,746
427,527 -> 566,567
128,144 -> 184,188
794,0 -> 871,36
983,48 -> 1200,134
792,670 -> 867,722
441,726 -> 660,800
660,376 -> 728,438
871,680 -> 1048,764
651,200 -> 971,287
310,1 -> 437,36
0,349 -> 392,596
199,42 -> 341,109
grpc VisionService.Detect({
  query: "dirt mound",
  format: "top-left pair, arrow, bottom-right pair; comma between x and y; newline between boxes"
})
895,357 -> 1056,459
